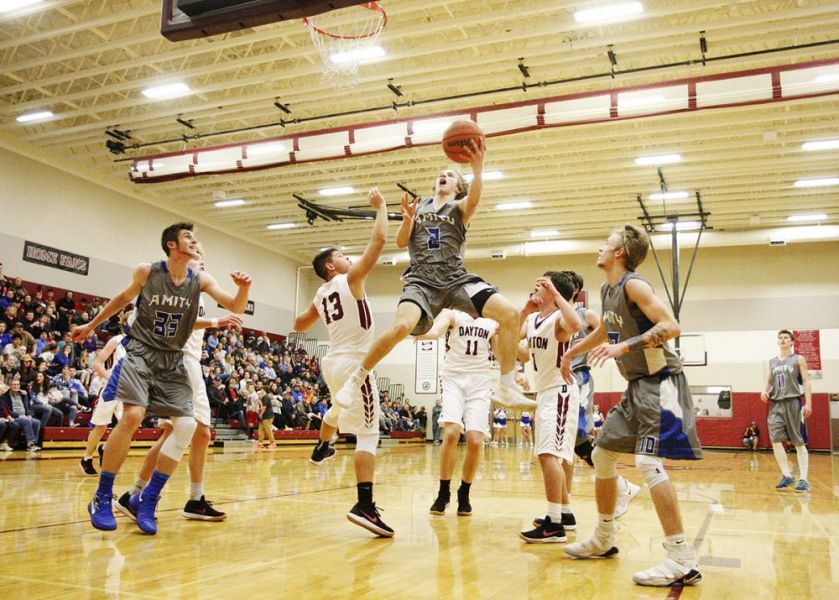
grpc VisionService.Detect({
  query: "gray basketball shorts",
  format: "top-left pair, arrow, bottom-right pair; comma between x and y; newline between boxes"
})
101,338 -> 193,418
768,397 -> 805,445
596,371 -> 703,460
399,272 -> 497,336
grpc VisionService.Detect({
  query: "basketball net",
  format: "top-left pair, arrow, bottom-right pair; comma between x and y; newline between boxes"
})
304,2 -> 387,88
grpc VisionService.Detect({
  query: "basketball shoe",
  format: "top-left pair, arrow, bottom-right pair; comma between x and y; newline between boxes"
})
129,490 -> 160,535
80,457 -> 97,477
615,479 -> 641,519
309,440 -> 336,465
563,530 -> 619,559
115,491 -> 137,521
88,493 -> 117,531
632,541 -> 702,587
456,488 -> 472,516
347,502 -> 394,537
183,496 -> 226,521
333,373 -> 363,409
532,512 -> 576,531
494,384 -> 537,409
794,479 -> 810,493
429,494 -> 449,516
519,516 -> 567,543
775,475 -> 795,490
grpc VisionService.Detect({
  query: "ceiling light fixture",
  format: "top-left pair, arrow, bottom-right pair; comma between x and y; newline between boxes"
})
247,142 -> 287,156
16,110 -> 53,123
635,153 -> 681,166
574,2 -> 644,24
801,139 -> 839,151
215,199 -> 246,208
649,191 -> 690,201
141,82 -> 191,99
329,45 -> 385,65
787,213 -> 827,222
464,171 -> 504,182
655,221 -> 700,231
319,186 -> 355,196
266,223 -> 295,230
793,177 -> 839,188
814,73 -> 839,84
496,201 -> 533,210
0,0 -> 43,13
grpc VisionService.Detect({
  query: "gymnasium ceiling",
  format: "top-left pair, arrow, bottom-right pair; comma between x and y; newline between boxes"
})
1,0 -> 838,263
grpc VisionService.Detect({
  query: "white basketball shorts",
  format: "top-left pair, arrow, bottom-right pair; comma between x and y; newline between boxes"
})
534,383 -> 580,462
439,373 -> 492,435
322,354 -> 379,436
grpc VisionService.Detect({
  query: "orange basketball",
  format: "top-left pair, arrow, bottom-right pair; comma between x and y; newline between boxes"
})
442,120 -> 484,163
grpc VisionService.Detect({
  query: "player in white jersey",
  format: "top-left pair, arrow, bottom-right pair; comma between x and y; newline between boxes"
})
294,188 -> 393,537
115,252 -> 242,523
417,309 -> 499,517
517,272 -> 582,543
79,329 -> 128,476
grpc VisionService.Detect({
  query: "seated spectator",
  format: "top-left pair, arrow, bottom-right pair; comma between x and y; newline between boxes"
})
743,421 -> 760,451
17,354 -> 37,390
0,322 -> 11,349
48,343 -> 73,376
0,378 -> 41,451
0,417 -> 16,452
28,370 -> 64,429
11,321 -> 36,353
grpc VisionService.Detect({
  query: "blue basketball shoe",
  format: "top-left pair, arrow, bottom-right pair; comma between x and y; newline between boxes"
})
130,491 -> 160,535
88,493 -> 117,531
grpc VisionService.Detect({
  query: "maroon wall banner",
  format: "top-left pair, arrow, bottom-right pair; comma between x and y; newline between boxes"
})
23,240 -> 89,276
794,329 -> 822,380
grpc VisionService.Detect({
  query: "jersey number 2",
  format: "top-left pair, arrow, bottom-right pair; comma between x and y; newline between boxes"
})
426,227 -> 441,250
321,292 -> 344,324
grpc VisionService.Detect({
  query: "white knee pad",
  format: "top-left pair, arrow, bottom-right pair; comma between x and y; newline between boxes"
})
592,445 -> 619,479
160,416 -> 197,461
323,405 -> 341,428
636,454 -> 669,488
355,432 -> 379,456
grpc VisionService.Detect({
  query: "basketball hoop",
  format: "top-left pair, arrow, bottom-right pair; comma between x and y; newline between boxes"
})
304,2 -> 387,88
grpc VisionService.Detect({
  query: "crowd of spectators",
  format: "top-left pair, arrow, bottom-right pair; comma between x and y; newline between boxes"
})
0,264 -> 429,451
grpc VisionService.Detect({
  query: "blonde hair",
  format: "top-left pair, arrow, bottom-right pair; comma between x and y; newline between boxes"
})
614,224 -> 649,271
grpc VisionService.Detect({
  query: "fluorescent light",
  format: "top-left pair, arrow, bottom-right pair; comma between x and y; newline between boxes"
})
575,2 -> 644,24
215,199 -> 246,208
531,229 -> 559,238
635,153 -> 681,166
801,139 -> 839,151
656,221 -> 700,231
141,82 -> 190,99
319,186 -> 355,196
412,119 -> 452,135
620,94 -> 665,109
793,177 -> 839,188
135,160 -> 164,173
814,73 -> 839,84
464,171 -> 503,182
649,191 -> 690,201
248,142 -> 287,156
266,223 -> 295,230
329,45 -> 385,65
496,201 -> 533,211
0,0 -> 43,13
787,213 -> 827,222
16,110 -> 53,123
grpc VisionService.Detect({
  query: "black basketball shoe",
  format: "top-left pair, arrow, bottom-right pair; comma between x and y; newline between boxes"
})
182,495 -> 227,521
309,442 -> 336,466
347,502 -> 394,537
429,494 -> 450,516
532,512 -> 576,531
79,457 -> 97,477
519,516 -> 567,543
115,491 -> 137,522
456,489 -> 472,516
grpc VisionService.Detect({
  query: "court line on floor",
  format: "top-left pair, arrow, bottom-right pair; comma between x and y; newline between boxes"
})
0,573 -> 149,599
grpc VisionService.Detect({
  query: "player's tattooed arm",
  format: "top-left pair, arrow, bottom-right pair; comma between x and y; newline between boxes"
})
623,323 -> 670,351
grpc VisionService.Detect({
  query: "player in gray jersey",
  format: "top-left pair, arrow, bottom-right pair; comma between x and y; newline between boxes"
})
760,329 -> 812,493
72,223 -> 251,535
332,138 -> 534,412
559,224 -> 702,588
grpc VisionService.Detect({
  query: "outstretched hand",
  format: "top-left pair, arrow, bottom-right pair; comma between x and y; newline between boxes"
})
219,314 -> 244,328
368,187 -> 385,210
460,137 -> 486,174
230,271 -> 252,289
401,193 -> 417,220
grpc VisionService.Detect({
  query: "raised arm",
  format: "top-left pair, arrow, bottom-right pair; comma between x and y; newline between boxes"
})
200,270 -> 251,314
414,309 -> 456,340
560,322 -> 608,382
347,187 -> 389,297
798,355 -> 812,417
93,335 -> 121,379
71,263 -> 149,342
294,303 -> 319,333
457,138 -> 486,227
535,277 -> 581,341
395,194 -> 417,249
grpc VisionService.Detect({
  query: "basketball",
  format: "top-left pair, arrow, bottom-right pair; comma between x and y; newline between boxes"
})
442,120 -> 485,163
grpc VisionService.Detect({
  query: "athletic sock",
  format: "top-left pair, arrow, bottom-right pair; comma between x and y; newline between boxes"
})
142,471 -> 170,500
546,502 -> 562,521
795,445 -> 809,480
560,503 -> 573,514
596,513 -> 616,538
129,478 -> 149,496
772,442 -> 792,477
190,482 -> 204,502
357,482 -> 373,505
439,479 -> 451,498
353,367 -> 369,382
665,533 -> 694,559
97,471 -> 116,499
500,372 -> 515,389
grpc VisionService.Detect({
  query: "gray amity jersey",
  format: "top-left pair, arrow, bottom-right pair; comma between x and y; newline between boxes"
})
404,198 -> 471,286
769,354 -> 803,400
601,272 -> 681,381
570,305 -> 593,371
128,261 -> 202,353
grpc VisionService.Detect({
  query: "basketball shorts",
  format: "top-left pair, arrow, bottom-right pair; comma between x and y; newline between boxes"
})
439,373 -> 492,434
520,418 -> 532,429
322,354 -> 379,435
101,338 -> 193,418
574,368 -> 594,445
185,357 -> 211,427
534,383 -> 579,462
596,371 -> 702,460
768,397 -> 806,446
90,395 -> 123,426
399,269 -> 498,336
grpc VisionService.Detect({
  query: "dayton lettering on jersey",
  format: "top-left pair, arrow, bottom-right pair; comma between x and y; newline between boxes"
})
528,335 -> 549,349
149,294 -> 193,309
458,325 -> 490,339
